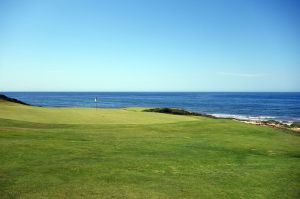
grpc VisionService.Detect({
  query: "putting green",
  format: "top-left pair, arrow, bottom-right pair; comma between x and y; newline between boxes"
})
0,100 -> 199,124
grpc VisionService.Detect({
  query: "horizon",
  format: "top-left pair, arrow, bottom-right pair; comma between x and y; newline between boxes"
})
2,91 -> 300,93
1,0 -> 300,92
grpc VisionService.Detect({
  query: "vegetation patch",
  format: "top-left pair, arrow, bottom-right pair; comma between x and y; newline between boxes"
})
0,94 -> 30,105
291,122 -> 300,128
144,107 -> 216,118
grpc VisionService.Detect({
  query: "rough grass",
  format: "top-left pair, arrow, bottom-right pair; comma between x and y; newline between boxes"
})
0,100 -> 299,198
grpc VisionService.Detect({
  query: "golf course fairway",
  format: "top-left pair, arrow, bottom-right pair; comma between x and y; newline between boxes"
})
0,98 -> 299,198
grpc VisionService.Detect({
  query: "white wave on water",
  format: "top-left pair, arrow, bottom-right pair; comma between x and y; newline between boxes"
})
210,113 -> 297,125
211,113 -> 275,121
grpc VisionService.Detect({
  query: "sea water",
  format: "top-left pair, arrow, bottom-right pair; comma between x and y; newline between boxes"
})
3,92 -> 300,122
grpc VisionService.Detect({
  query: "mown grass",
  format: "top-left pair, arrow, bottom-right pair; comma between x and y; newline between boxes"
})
0,100 -> 299,198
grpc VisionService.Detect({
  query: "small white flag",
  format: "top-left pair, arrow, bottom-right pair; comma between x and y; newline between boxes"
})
95,98 -> 97,102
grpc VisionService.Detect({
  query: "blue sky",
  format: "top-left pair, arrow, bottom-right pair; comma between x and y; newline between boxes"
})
0,0 -> 299,91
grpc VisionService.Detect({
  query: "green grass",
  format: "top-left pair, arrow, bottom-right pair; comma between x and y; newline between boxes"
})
0,99 -> 198,124
0,100 -> 299,198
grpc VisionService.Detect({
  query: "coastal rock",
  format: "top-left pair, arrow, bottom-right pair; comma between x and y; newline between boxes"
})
0,94 -> 30,105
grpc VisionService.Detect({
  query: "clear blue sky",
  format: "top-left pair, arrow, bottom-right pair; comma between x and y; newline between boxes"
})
0,0 -> 299,91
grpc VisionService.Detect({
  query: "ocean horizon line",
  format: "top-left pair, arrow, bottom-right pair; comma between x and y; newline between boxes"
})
2,91 -> 300,93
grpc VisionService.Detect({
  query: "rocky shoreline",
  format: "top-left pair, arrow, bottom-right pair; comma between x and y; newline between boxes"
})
144,108 -> 300,133
234,119 -> 300,133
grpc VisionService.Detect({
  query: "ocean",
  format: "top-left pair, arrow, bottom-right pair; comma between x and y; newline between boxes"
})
2,92 -> 300,122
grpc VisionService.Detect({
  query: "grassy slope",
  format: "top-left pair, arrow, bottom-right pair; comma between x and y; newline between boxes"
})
0,100 -> 299,198
0,99 -> 198,124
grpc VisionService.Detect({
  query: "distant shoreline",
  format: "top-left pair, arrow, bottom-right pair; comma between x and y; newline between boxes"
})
2,92 -> 299,123
1,93 -> 299,132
